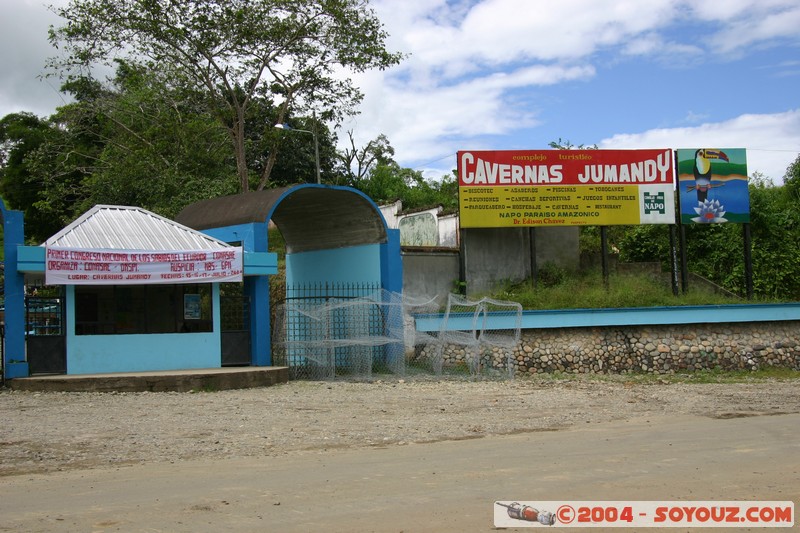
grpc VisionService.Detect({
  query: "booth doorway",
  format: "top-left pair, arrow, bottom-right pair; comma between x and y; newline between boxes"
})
221,292 -> 251,366
25,296 -> 66,374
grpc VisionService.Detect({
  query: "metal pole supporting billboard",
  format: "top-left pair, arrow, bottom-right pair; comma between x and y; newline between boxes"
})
674,151 -> 689,293
679,224 -> 689,293
669,225 -> 679,296
529,228 -> 538,289
600,226 -> 609,290
743,223 -> 753,300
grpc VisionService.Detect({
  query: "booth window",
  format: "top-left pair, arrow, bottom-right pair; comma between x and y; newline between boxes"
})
75,284 -> 212,335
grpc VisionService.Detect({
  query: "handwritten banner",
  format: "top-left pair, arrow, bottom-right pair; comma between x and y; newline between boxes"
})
45,247 -> 243,285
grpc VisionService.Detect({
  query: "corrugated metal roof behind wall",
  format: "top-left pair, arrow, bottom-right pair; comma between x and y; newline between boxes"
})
176,187 -> 387,254
44,205 -> 232,250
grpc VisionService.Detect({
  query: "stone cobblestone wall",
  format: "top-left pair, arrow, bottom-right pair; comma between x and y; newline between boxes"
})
437,321 -> 800,374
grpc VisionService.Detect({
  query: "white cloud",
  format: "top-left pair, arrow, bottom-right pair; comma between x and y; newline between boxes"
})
4,0 -> 799,187
340,63 -> 595,167
348,0 -> 800,180
375,0 -> 800,79
707,5 -> 800,55
599,110 -> 800,181
377,0 -> 680,76
0,1 -> 69,118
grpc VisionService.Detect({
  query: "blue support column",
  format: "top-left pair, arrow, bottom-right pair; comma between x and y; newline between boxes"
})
247,276 -> 271,366
249,221 -> 271,366
381,228 -> 403,294
195,221 -> 275,367
2,206 -> 28,378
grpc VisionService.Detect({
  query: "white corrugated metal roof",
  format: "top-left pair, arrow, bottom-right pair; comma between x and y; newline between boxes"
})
43,205 -> 232,250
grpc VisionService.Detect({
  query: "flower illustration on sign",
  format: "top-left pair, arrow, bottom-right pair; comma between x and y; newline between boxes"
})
692,198 -> 727,223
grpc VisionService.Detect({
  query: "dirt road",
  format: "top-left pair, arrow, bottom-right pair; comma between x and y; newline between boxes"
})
1,376 -> 798,531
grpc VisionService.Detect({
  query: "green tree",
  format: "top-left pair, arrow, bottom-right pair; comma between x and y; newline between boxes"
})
19,78 -> 116,241
48,0 -> 403,192
620,176 -> 800,300
745,177 -> 800,299
0,113 -> 48,216
338,133 -> 458,211
337,132 -> 395,188
0,112 -> 72,242
785,153 -> 800,202
72,61 -> 239,218
548,138 -> 598,150
267,114 -> 339,186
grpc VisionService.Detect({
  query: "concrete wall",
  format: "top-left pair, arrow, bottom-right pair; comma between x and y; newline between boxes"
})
438,214 -> 459,248
532,227 -> 580,271
462,227 -> 580,296
286,243 -> 382,285
379,201 -> 459,248
400,226 -> 580,299
463,228 -> 530,295
401,249 -> 459,301
383,200 -> 580,298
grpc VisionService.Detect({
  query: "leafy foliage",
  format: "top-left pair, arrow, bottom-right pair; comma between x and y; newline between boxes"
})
48,0 -> 403,192
0,112 -> 62,241
338,132 -> 459,212
619,175 -> 800,301
785,153 -> 800,203
493,270 -> 740,310
72,62 -> 239,218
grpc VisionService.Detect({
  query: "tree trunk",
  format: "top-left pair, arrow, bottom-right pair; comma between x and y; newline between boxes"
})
257,149 -> 278,191
232,109 -> 249,193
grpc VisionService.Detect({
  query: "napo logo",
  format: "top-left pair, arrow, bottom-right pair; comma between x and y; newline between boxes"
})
643,192 -> 666,215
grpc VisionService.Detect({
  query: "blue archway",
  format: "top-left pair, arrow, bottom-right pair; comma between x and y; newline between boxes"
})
176,184 -> 402,367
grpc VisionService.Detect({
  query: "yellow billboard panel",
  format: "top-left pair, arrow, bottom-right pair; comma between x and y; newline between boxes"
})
458,149 -> 675,228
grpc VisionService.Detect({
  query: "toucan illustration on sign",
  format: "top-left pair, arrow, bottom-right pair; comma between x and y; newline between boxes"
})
688,148 -> 729,203
677,147 -> 749,224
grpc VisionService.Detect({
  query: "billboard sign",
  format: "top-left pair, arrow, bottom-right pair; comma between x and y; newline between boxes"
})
676,148 -> 750,224
457,149 -> 675,228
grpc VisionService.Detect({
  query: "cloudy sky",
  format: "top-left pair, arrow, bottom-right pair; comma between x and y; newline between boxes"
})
2,0 -> 799,181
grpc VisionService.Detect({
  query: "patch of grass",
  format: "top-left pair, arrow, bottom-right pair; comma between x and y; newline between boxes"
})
489,270 -> 745,310
519,367 -> 800,385
665,367 -> 800,384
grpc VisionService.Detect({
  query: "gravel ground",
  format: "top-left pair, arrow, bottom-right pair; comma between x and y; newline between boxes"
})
2,375 -> 799,477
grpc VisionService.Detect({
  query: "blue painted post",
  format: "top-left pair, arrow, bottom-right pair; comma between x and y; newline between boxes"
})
195,222 -> 273,367
247,276 -> 271,366
2,206 -> 28,378
381,228 -> 403,294
379,228 -> 404,371
249,223 -> 271,366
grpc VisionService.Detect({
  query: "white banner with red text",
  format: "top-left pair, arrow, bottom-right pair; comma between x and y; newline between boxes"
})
45,247 -> 243,285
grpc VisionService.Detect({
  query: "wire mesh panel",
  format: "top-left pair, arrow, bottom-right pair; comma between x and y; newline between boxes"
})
272,285 -> 524,380
360,289 -> 409,376
402,294 -> 443,374
272,300 -> 334,380
479,297 -> 523,378
285,282 -> 382,303
273,282 -> 413,380
435,294 -> 485,376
